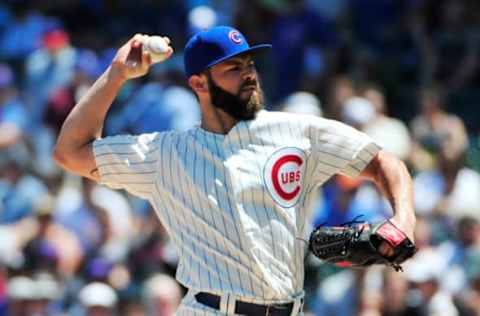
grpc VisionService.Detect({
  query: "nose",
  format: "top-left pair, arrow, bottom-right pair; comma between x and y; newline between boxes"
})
242,66 -> 256,82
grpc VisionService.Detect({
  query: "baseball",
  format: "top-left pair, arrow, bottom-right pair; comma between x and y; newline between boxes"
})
144,36 -> 171,63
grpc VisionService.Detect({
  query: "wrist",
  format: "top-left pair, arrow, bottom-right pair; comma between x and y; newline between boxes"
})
106,66 -> 127,88
392,211 -> 416,226
391,211 -> 416,237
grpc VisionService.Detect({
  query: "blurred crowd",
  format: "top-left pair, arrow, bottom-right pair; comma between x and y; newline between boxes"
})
0,0 -> 480,315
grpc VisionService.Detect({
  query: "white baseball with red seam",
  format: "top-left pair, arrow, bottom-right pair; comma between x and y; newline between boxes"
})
144,36 -> 170,63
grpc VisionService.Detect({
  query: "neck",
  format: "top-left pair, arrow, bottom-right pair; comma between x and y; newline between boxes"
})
425,110 -> 444,123
200,104 -> 238,134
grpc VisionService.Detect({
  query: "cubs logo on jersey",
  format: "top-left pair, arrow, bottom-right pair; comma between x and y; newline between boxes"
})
263,147 -> 307,207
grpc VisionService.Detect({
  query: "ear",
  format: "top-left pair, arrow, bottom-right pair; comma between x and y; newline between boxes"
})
188,75 -> 208,95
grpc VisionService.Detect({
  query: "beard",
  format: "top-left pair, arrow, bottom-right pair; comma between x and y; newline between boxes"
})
206,72 -> 264,121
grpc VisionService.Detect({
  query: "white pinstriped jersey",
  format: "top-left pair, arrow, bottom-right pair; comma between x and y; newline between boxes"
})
93,110 -> 381,315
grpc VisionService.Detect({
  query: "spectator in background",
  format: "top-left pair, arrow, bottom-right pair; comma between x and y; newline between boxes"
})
458,274 -> 480,316
405,217 -> 478,314
22,28 -> 78,178
457,217 -> 480,280
7,275 -> 36,316
280,91 -> 323,117
313,174 -> 389,227
25,272 -> 63,316
347,0 -> 408,58
7,274 -> 63,316
0,158 -> 48,224
275,0 -> 337,99
413,216 -> 435,251
240,0 -> 337,101
404,249 -> 460,316
413,144 -> 480,222
438,216 -> 480,291
53,178 -> 108,256
106,57 -> 200,135
24,28 -> 76,129
0,4 -> 11,35
341,96 -> 375,131
305,0 -> 349,20
0,61 -> 58,179
0,3 -> 57,65
314,268 -> 363,316
127,211 -> 178,283
325,75 -> 355,119
87,178 -> 135,263
314,267 -> 383,316
422,0 -> 480,93
142,273 -> 182,316
53,177 -> 135,275
44,49 -> 100,135
187,5 -> 218,36
22,194 -> 83,278
78,282 -> 118,316
346,0 -> 414,83
186,1 -> 238,28
410,85 -> 468,171
116,1 -> 188,47
361,83 -> 412,161
381,269 -> 411,316
0,63 -> 27,150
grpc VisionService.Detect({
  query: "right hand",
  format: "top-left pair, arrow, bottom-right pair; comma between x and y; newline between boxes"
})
110,34 -> 173,82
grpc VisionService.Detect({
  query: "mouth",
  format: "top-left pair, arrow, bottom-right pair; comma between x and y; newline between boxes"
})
241,85 -> 257,92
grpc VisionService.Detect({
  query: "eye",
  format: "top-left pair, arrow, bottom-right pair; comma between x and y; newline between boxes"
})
228,66 -> 240,72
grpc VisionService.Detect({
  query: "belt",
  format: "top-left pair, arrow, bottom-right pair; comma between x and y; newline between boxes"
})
194,292 -> 297,316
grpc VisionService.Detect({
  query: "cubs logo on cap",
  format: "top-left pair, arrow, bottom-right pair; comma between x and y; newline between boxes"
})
263,147 -> 306,208
228,30 -> 243,44
184,26 -> 271,77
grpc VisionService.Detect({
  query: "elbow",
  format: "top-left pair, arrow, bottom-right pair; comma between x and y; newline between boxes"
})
52,145 -> 70,169
378,150 -> 408,171
52,142 -> 97,180
366,150 -> 410,183
393,155 -> 410,178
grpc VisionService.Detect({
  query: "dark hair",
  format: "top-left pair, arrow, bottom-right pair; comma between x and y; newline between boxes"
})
357,82 -> 384,96
419,84 -> 446,109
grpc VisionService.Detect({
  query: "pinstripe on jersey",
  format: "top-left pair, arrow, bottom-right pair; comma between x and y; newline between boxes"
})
93,110 -> 381,314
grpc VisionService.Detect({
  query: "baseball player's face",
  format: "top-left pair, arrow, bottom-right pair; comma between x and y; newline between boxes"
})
206,55 -> 264,120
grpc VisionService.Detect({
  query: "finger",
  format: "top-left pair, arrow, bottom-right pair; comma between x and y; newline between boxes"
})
163,36 -> 171,45
161,46 -> 174,59
114,36 -> 140,62
120,34 -> 143,51
165,46 -> 174,58
378,242 -> 395,258
126,41 -> 143,69
131,33 -> 146,44
128,34 -> 148,54
131,40 -> 141,50
141,50 -> 151,69
123,34 -> 145,54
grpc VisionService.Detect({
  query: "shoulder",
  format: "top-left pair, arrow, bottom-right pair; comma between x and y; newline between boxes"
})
94,132 -> 161,147
458,168 -> 480,183
93,130 -> 187,154
255,110 -> 336,128
446,114 -> 466,128
255,110 -> 368,138
256,110 -> 317,121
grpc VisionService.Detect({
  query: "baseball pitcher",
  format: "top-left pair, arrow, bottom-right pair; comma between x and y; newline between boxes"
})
54,26 -> 416,315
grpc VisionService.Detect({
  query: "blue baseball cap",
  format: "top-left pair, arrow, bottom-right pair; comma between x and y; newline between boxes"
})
184,26 -> 271,77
